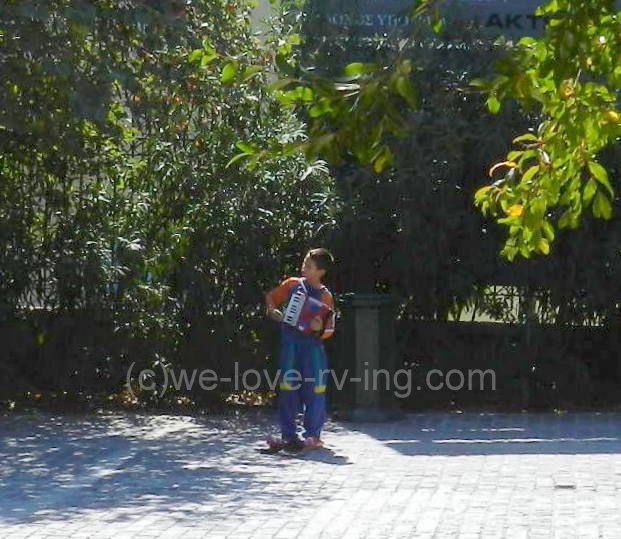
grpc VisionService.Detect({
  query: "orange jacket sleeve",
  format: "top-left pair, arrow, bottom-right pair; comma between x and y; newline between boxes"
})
265,277 -> 299,310
319,289 -> 335,340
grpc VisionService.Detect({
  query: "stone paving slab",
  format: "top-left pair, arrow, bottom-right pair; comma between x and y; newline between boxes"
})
1,410 -> 621,538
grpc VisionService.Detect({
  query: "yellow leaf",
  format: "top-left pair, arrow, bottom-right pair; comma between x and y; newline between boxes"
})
489,161 -> 518,177
559,80 -> 574,99
474,185 -> 492,202
604,110 -> 619,123
373,157 -> 384,173
538,238 -> 550,255
506,204 -> 524,217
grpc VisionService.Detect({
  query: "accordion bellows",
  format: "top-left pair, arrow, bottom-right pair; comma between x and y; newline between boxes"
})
282,288 -> 332,335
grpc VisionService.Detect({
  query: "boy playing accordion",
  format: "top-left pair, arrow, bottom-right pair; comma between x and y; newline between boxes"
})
264,248 -> 335,451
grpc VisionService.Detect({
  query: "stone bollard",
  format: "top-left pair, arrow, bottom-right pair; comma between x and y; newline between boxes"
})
327,292 -> 403,421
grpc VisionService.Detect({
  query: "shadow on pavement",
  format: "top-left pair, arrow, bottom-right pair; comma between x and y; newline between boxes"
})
342,411 -> 621,456
4,409 -> 620,526
0,409 -> 341,525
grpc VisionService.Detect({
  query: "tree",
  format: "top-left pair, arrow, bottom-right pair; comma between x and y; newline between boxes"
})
235,0 -> 620,260
473,0 -> 620,260
0,0 -> 339,400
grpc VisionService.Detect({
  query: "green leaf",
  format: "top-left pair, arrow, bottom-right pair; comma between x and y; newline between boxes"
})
188,49 -> 203,63
582,177 -> 597,206
372,147 -> 393,173
518,37 -> 537,47
470,78 -> 489,90
558,209 -> 573,229
542,221 -> 555,241
593,191 -> 612,219
430,8 -> 444,33
535,0 -> 559,16
519,244 -> 532,258
344,63 -> 364,76
268,76 -> 297,92
537,238 -> 550,255
588,161 -> 613,197
221,62 -> 237,84
201,53 -> 217,66
308,98 -> 333,118
278,86 -> 314,106
474,186 -> 492,203
512,133 -> 538,143
408,0 -> 432,18
394,76 -> 417,109
235,141 -> 256,155
275,54 -> 297,76
344,62 -> 376,77
296,86 -> 314,102
225,152 -> 249,169
287,33 -> 301,46
521,165 -> 539,183
202,38 -> 216,55
486,95 -> 501,114
498,216 -> 521,225
242,66 -> 262,80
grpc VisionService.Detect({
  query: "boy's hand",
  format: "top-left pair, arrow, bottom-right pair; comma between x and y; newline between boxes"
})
267,308 -> 283,322
310,316 -> 324,332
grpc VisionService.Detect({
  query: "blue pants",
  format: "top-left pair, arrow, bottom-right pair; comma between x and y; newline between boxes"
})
277,335 -> 328,440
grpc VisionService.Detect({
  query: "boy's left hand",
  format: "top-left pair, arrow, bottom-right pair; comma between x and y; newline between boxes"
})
266,308 -> 284,322
310,316 -> 324,332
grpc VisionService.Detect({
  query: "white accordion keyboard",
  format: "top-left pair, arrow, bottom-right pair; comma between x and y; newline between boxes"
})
282,290 -> 306,327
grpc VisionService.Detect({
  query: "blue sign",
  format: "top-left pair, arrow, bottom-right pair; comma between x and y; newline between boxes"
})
316,0 -> 621,39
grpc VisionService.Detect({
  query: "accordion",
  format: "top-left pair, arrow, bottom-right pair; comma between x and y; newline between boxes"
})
282,289 -> 332,335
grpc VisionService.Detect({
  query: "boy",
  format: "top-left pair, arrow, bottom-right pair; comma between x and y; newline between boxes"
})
264,248 -> 336,451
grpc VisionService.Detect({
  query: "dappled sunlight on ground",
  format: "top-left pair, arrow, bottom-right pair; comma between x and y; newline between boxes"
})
1,410 -> 621,537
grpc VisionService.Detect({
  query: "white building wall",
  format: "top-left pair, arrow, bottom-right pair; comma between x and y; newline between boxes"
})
250,0 -> 278,34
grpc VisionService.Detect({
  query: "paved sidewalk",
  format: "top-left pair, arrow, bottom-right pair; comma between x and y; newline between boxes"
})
1,410 -> 621,538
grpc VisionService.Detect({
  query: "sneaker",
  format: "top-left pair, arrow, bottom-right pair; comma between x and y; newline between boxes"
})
266,435 -> 284,450
266,435 -> 303,451
302,436 -> 324,449
284,437 -> 304,452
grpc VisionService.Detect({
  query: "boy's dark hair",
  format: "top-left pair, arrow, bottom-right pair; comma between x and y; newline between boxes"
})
307,248 -> 334,275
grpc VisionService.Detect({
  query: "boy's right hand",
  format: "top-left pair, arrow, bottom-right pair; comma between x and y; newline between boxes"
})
310,316 -> 324,332
267,308 -> 283,322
